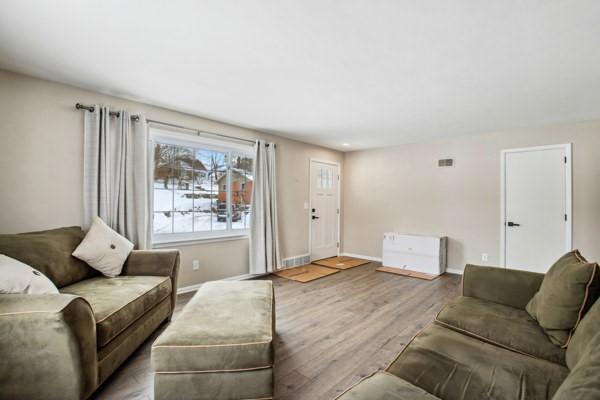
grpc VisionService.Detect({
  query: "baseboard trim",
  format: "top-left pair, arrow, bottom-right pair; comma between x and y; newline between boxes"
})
177,283 -> 203,295
177,273 -> 267,294
340,252 -> 382,262
445,268 -> 464,275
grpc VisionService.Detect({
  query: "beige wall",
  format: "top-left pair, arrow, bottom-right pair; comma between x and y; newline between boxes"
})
343,122 -> 600,272
0,69 -> 343,288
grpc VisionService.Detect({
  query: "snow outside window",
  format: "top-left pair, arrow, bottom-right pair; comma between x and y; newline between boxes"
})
151,127 -> 254,244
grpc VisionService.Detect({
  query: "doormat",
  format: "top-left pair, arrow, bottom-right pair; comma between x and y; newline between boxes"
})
376,266 -> 439,281
312,256 -> 370,270
272,264 -> 339,283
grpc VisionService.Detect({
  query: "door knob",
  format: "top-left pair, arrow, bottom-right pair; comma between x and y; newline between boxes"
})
312,216 -> 319,220
506,221 -> 521,227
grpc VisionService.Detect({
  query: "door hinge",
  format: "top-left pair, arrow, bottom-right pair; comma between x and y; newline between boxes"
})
337,242 -> 339,248
564,156 -> 567,163
337,208 -> 340,214
565,214 -> 568,221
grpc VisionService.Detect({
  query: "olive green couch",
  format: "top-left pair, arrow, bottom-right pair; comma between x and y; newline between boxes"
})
0,227 -> 180,400
337,264 -> 600,400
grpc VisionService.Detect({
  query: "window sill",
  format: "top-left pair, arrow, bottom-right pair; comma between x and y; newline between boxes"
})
152,233 -> 249,248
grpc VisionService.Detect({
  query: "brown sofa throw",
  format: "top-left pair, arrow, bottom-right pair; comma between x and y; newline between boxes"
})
526,250 -> 600,347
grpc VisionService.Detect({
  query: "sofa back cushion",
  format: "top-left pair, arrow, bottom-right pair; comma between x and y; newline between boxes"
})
526,250 -> 600,347
566,296 -> 600,369
554,331 -> 600,399
0,227 -> 98,288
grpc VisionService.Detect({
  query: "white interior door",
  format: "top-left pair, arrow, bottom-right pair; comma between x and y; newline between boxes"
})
310,160 -> 339,261
502,144 -> 571,272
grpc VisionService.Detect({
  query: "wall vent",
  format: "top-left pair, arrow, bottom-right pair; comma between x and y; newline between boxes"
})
281,254 -> 311,268
438,158 -> 454,167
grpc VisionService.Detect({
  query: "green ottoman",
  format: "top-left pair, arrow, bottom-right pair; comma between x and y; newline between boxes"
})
152,280 -> 275,400
336,372 -> 440,400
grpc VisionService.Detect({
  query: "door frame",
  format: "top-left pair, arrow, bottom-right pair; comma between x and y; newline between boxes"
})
499,143 -> 572,267
308,158 -> 342,261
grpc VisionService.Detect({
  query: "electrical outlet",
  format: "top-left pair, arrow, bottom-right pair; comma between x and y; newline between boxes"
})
192,260 -> 200,270
481,253 -> 488,262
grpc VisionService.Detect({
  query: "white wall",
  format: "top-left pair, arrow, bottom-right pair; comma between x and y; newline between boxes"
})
0,69 -> 343,288
342,122 -> 600,272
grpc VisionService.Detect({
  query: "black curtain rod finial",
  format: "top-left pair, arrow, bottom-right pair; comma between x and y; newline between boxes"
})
76,103 -> 95,112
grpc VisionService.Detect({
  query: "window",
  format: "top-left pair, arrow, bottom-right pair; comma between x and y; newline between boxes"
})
151,127 -> 254,243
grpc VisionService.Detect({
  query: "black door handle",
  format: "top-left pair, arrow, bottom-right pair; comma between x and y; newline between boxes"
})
507,221 -> 521,227
312,216 -> 319,220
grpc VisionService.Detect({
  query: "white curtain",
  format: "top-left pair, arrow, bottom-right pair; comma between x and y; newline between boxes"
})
249,140 -> 281,274
83,106 -> 151,249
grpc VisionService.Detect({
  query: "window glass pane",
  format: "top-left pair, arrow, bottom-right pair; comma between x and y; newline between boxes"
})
232,153 -> 253,230
153,212 -> 173,234
174,190 -> 194,212
196,149 -> 227,172
172,146 -> 195,170
154,189 -> 172,212
213,169 -> 227,231
154,143 -> 173,187
173,211 -> 193,233
193,169 -> 212,232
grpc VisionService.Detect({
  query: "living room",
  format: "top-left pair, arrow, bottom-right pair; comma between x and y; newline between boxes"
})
1,2 -> 600,400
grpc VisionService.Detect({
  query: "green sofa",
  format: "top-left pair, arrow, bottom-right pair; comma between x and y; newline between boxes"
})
0,227 -> 180,400
337,264 -> 600,400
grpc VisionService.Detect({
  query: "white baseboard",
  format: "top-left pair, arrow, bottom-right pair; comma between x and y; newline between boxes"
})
177,283 -> 203,294
177,273 -> 266,294
340,252 -> 382,262
445,268 -> 464,275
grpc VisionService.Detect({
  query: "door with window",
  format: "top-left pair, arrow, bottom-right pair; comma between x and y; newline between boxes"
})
310,160 -> 339,261
502,144 -> 572,272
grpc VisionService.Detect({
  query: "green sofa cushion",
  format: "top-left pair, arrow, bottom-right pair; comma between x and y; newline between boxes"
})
152,281 -> 274,372
436,296 -> 565,364
553,332 -> 600,400
0,226 -> 98,288
61,275 -> 171,348
336,372 -> 440,400
526,250 -> 599,347
387,324 -> 569,400
566,294 -> 600,369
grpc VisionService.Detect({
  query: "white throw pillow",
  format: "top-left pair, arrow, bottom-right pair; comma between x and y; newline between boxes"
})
0,254 -> 59,294
72,217 -> 134,277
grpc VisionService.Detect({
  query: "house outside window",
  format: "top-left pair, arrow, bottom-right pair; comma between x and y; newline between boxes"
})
150,126 -> 254,244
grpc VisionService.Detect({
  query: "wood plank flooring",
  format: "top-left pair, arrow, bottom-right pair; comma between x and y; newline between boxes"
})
93,262 -> 461,400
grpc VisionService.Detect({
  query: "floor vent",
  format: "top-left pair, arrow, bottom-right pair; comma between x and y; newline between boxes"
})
282,254 -> 311,268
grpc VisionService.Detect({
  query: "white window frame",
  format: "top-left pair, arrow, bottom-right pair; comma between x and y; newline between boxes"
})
150,127 -> 254,246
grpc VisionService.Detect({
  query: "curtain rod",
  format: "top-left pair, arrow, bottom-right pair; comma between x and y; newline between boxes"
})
75,103 -> 259,145
76,103 -> 140,121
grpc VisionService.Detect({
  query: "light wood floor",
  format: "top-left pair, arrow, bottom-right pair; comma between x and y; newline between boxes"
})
93,262 -> 461,400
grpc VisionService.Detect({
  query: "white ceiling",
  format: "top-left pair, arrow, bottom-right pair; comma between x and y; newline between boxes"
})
1,1 -> 599,151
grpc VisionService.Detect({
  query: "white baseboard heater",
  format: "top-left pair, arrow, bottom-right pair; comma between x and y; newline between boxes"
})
382,233 -> 447,276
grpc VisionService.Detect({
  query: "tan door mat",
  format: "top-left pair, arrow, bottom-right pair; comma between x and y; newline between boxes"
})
376,266 -> 439,281
312,256 -> 370,270
272,264 -> 340,283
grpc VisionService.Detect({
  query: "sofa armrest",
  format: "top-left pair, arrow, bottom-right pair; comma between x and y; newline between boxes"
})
462,264 -> 545,309
122,249 -> 180,315
0,294 -> 97,400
